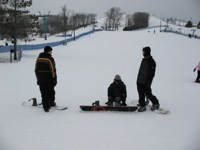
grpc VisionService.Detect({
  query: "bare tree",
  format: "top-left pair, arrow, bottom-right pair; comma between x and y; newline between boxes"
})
125,14 -> 134,27
67,12 -> 97,40
69,12 -> 78,40
45,15 -> 62,35
133,12 -> 149,28
60,4 -> 70,38
124,12 -> 149,31
87,13 -> 97,25
104,7 -> 123,31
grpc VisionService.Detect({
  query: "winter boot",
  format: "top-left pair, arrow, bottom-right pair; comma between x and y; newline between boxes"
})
138,106 -> 146,112
50,101 -> 56,107
121,103 -> 127,106
107,97 -> 114,106
151,103 -> 160,111
44,109 -> 49,112
106,102 -> 112,106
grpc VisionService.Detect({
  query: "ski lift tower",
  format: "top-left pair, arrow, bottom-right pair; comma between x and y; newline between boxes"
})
38,11 -> 51,40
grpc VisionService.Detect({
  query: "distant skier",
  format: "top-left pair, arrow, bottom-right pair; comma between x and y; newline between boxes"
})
35,46 -> 57,112
193,61 -> 200,83
136,46 -> 160,112
106,74 -> 127,106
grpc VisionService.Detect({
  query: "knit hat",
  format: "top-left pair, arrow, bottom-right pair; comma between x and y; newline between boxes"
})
143,46 -> 151,55
44,46 -> 53,53
114,74 -> 121,80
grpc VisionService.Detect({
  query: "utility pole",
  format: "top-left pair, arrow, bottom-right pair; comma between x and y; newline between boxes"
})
38,11 -> 50,40
13,0 -> 17,60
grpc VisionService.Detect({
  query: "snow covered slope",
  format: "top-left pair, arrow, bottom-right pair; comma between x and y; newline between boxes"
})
0,16 -> 200,150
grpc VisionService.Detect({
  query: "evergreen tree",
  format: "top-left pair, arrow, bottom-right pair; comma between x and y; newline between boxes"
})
185,21 -> 193,28
0,0 -> 39,60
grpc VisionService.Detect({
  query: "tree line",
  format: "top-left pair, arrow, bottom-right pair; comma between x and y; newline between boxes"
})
103,7 -> 149,31
0,0 -> 97,60
2,1 -> 198,61
124,12 -> 150,31
0,1 -> 150,61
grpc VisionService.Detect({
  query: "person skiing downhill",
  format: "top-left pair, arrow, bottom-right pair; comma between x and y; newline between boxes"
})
193,61 -> 200,83
35,46 -> 57,112
136,46 -> 160,112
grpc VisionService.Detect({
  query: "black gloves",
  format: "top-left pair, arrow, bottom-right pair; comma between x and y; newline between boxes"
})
193,68 -> 196,72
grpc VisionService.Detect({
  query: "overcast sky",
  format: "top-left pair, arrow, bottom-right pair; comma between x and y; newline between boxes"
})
28,0 -> 200,23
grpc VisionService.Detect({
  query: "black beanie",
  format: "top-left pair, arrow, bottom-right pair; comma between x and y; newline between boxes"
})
143,47 -> 151,55
44,46 -> 53,53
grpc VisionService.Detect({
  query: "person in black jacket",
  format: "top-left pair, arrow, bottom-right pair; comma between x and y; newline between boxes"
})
35,46 -> 57,112
107,74 -> 127,106
136,47 -> 160,112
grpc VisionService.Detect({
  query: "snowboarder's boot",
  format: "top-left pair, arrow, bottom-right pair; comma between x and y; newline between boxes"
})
151,103 -> 160,111
51,101 -> 56,107
121,102 -> 127,106
138,106 -> 146,112
44,109 -> 49,112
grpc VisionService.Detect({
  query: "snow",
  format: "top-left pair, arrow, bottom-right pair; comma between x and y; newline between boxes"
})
1,16 -> 200,150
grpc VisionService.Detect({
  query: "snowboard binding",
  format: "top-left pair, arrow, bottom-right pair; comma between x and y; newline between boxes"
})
92,100 -> 100,106
28,98 -> 38,106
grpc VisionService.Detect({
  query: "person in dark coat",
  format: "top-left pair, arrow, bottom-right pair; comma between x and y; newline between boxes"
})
35,46 -> 57,112
136,47 -> 160,112
107,74 -> 127,106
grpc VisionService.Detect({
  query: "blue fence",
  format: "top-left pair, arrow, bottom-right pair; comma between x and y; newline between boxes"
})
161,28 -> 200,39
0,29 -> 103,53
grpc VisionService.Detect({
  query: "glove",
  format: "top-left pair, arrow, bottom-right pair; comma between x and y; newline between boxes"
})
193,68 -> 196,72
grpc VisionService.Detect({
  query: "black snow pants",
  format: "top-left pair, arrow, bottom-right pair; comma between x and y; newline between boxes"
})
137,82 -> 159,107
39,82 -> 55,110
195,70 -> 200,82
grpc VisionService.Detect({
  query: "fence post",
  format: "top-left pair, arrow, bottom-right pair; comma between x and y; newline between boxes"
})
10,49 -> 14,63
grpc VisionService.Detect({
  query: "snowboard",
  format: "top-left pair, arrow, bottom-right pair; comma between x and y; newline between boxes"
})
146,104 -> 169,114
80,100 -> 138,112
132,100 -> 170,115
22,98 -> 67,111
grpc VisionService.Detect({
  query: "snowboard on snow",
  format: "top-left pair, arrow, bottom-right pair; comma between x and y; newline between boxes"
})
22,98 -> 67,111
146,104 -> 169,114
80,100 -> 138,112
132,100 -> 170,115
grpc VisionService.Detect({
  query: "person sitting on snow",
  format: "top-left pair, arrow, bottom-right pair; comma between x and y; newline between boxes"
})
106,74 -> 127,106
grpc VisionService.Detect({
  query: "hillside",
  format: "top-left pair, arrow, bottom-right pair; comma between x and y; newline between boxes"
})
0,16 -> 200,150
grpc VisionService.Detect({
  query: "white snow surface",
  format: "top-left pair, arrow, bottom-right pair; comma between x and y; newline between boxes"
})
1,16 -> 200,150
